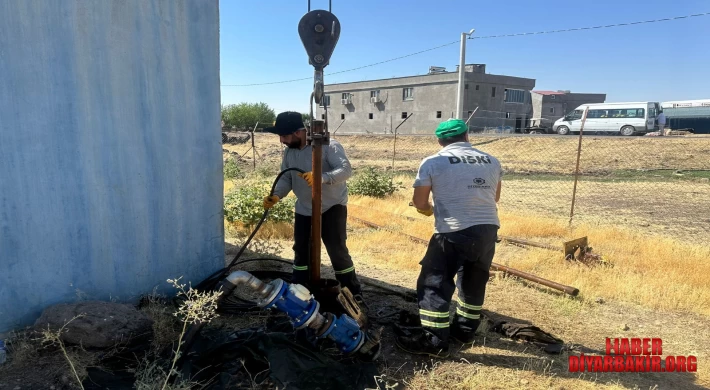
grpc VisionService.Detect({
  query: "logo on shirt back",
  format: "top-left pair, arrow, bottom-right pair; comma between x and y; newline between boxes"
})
448,156 -> 491,165
468,178 -> 491,189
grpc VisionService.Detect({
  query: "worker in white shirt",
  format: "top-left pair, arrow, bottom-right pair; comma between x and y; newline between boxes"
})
657,109 -> 667,136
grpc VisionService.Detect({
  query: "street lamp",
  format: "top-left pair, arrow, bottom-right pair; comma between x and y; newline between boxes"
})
456,28 -> 475,120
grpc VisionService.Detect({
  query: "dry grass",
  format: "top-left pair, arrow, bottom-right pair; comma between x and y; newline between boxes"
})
0,326 -> 100,389
140,291 -> 182,354
348,193 -> 710,316
401,359 -> 630,390
224,133 -> 710,174
220,134 -> 710,388
225,220 -> 293,240
224,134 -> 710,241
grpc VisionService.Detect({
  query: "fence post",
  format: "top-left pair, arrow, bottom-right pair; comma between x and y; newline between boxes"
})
391,113 -> 413,175
569,108 -> 589,226
251,122 -> 258,170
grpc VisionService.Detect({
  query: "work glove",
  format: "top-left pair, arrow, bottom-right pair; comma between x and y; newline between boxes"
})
416,206 -> 434,217
298,171 -> 314,187
263,195 -> 280,209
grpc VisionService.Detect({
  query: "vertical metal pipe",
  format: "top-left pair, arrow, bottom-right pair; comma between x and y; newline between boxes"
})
456,32 -> 466,119
310,120 -> 325,283
569,107 -> 589,226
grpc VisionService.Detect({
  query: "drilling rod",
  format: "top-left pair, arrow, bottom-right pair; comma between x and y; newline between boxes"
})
298,6 -> 341,284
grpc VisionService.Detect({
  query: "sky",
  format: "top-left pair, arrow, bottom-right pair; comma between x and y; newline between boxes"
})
219,0 -> 710,114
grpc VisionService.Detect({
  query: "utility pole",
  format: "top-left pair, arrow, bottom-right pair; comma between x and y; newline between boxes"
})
456,29 -> 475,120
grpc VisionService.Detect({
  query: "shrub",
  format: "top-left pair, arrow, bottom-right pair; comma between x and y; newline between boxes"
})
224,182 -> 296,225
223,157 -> 244,180
348,167 -> 401,198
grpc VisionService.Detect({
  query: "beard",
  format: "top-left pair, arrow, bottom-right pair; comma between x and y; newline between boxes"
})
284,139 -> 301,149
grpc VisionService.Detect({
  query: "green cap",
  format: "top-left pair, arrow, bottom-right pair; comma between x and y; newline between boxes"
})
435,119 -> 468,139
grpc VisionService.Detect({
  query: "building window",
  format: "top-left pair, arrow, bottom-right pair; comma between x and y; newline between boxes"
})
401,112 -> 408,119
321,114 -> 325,119
549,107 -> 555,114
505,89 -> 525,103
551,95 -> 556,100
465,84 -> 469,90
341,113 -> 345,120
370,90 -> 380,102
319,95 -> 331,107
491,87 -> 496,98
341,93 -> 352,105
369,113 -> 373,120
505,112 -> 511,119
475,85 -> 480,91
403,87 -> 414,101
436,111 -> 442,118
590,108 -> 645,119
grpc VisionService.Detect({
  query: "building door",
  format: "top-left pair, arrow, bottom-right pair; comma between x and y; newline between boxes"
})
515,117 -> 523,133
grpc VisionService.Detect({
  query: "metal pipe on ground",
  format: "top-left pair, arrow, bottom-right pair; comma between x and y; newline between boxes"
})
354,203 -> 559,251
498,235 -> 558,251
348,216 -> 579,296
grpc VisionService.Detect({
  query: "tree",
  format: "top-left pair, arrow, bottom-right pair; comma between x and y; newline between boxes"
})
301,112 -> 312,127
221,102 -> 276,130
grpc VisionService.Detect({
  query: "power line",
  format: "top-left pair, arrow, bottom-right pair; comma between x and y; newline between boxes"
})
221,12 -> 709,87
470,12 -> 709,39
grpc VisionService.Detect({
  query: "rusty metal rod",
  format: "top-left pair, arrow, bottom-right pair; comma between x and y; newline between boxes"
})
488,263 -> 579,296
498,235 -> 558,251
349,216 -> 579,296
366,202 -> 559,251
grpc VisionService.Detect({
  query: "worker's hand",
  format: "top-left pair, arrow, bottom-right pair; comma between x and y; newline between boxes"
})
263,195 -> 280,209
298,172 -> 314,187
416,206 -> 434,217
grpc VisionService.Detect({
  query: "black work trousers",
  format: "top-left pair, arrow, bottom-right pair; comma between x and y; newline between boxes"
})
417,224 -> 499,343
292,204 -> 362,295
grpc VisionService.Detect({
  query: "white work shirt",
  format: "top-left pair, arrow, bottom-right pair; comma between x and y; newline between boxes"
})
273,139 -> 352,216
413,142 -> 503,233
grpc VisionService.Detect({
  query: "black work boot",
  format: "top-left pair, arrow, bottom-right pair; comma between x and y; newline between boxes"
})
450,319 -> 480,345
395,328 -> 450,358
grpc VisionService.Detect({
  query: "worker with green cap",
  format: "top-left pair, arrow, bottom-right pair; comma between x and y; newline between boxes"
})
396,118 -> 503,358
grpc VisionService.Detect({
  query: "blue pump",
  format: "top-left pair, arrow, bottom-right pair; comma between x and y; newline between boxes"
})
220,271 -> 376,358
260,279 -> 321,329
318,313 -> 364,353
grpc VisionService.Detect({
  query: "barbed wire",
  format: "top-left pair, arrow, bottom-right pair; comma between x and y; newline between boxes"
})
221,12 -> 709,87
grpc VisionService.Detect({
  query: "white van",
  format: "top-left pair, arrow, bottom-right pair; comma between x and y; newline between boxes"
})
553,102 -> 660,136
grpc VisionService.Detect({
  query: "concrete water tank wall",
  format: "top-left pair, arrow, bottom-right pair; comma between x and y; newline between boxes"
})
0,0 -> 224,332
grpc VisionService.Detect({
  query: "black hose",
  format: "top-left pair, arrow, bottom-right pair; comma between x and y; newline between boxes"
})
178,170 -> 306,368
194,167 -> 306,292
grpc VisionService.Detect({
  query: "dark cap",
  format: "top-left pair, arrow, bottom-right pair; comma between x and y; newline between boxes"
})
264,111 -> 305,136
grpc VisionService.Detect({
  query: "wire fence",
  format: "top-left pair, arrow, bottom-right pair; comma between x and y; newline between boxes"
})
223,130 -> 710,242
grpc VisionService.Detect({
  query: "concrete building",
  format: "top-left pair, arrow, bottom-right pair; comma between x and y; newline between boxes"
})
531,91 -> 607,128
0,0 -> 223,333
316,64 -> 536,134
